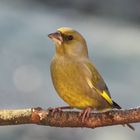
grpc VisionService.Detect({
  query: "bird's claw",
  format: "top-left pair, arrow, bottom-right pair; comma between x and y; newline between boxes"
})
79,107 -> 92,122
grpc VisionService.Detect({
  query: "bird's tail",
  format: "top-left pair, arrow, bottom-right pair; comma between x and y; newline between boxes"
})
112,101 -> 135,131
112,101 -> 121,109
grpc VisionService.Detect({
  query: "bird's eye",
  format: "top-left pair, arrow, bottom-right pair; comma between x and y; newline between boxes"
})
67,35 -> 73,41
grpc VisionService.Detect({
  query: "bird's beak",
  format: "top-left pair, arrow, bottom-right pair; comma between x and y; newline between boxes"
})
48,31 -> 63,45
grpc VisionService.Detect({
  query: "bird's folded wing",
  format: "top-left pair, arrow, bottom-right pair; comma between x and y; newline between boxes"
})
83,61 -> 113,105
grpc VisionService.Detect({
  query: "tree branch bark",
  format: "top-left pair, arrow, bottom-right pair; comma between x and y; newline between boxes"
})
0,107 -> 139,129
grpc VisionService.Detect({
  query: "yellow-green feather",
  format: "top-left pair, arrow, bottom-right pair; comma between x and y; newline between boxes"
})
84,61 -> 113,105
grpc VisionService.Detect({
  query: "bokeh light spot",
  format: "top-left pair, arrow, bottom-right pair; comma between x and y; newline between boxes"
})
13,65 -> 43,93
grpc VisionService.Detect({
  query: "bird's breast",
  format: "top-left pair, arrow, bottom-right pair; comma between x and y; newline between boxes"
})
50,56 -> 95,108
51,57 -> 83,95
50,56 -> 110,109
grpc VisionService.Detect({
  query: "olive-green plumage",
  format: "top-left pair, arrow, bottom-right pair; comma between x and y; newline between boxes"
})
48,27 -> 134,130
49,27 -> 112,110
51,54 -> 111,110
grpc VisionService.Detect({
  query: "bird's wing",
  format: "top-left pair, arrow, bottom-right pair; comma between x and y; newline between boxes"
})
83,60 -> 113,105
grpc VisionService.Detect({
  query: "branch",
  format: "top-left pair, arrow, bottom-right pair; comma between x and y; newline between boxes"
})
0,107 -> 139,129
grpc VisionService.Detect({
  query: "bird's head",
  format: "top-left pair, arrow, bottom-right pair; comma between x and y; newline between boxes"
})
48,27 -> 88,58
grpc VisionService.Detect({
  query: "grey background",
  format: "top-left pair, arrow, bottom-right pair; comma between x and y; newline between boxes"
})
0,0 -> 140,140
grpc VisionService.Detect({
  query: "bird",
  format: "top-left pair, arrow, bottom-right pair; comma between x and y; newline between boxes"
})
48,27 -> 134,130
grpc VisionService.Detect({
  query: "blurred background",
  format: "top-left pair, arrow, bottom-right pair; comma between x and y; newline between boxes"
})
0,0 -> 140,140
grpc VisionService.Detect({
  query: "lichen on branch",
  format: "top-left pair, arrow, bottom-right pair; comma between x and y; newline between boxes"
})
0,107 -> 139,130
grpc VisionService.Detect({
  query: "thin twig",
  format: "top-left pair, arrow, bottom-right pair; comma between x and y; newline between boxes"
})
0,107 -> 139,129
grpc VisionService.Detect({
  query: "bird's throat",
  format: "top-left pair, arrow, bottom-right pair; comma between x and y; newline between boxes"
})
56,44 -> 65,55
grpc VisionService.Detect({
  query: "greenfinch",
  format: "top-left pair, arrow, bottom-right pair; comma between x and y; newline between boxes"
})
48,27 -> 134,130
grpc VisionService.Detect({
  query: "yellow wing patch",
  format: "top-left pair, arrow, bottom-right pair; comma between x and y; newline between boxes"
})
86,77 -> 94,88
86,77 -> 113,105
101,91 -> 113,105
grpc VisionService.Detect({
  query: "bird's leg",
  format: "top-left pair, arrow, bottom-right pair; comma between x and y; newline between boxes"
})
79,107 -> 92,122
48,106 -> 73,115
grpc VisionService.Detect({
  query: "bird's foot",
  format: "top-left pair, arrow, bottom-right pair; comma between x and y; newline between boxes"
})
48,106 -> 73,115
79,107 -> 92,122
